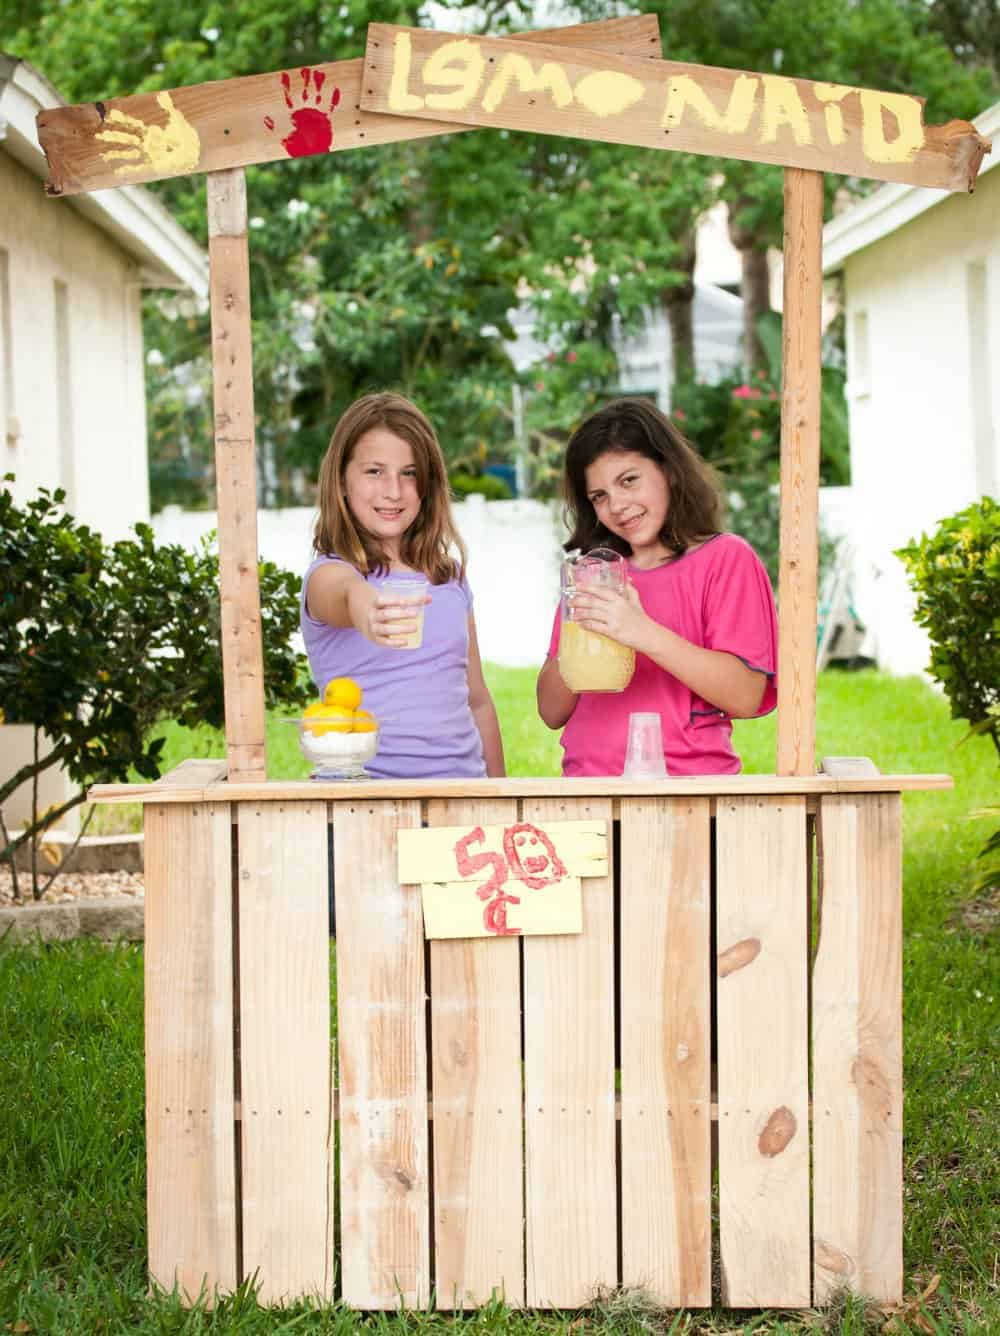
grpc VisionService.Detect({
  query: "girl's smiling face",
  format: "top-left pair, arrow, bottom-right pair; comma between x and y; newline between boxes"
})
343,427 -> 422,557
584,449 -> 671,565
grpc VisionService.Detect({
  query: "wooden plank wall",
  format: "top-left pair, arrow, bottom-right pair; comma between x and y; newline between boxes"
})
813,794 -> 903,1304
145,793 -> 905,1311
334,799 -> 431,1309
144,802 -> 238,1303
522,796 -> 617,1308
238,801 -> 332,1303
425,797 -> 524,1308
715,796 -> 811,1307
619,798 -> 712,1306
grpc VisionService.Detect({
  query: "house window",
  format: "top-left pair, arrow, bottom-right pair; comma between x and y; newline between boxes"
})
850,308 -> 871,400
966,260 -> 996,500
1,248 -> 15,448
54,279 -> 75,509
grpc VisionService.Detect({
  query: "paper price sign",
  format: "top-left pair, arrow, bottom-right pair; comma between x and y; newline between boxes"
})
397,820 -> 608,940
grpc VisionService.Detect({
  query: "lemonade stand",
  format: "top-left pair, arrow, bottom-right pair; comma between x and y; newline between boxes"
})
40,13 -> 987,1311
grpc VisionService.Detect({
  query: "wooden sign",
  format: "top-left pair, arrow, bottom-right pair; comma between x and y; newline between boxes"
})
361,25 -> 991,192
397,819 -> 607,939
36,16 -> 661,197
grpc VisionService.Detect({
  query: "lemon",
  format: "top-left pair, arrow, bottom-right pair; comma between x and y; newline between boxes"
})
319,705 -> 356,733
323,677 -> 363,710
353,709 -> 378,733
303,702 -> 328,718
303,704 -> 356,735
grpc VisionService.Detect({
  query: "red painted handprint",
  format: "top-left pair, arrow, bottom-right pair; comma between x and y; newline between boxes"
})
264,67 -> 341,158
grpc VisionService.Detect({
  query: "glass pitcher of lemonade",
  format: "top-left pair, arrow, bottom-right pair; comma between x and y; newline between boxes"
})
558,548 -> 636,693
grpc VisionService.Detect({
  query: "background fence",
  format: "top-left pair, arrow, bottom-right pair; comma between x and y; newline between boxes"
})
150,489 -> 859,671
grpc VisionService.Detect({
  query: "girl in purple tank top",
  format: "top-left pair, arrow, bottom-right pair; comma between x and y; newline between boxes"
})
301,392 -> 505,780
537,398 -> 777,777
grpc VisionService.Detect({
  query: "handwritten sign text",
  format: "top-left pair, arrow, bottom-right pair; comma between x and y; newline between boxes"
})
362,26 -> 991,192
398,819 -> 608,940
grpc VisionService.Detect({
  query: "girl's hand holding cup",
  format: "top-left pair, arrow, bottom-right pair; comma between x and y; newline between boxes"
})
368,576 -> 431,649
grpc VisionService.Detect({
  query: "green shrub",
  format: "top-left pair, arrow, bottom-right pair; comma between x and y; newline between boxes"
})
449,470 -> 513,500
0,481 -> 310,895
896,496 -> 1000,756
897,495 -> 1000,890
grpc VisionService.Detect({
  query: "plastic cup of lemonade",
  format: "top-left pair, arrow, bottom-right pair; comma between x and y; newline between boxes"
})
380,575 -> 429,649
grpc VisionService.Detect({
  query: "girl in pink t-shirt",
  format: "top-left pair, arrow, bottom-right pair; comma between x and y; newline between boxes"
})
537,398 -> 777,777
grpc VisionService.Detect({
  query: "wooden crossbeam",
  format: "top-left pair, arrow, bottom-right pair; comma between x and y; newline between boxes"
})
360,25 -> 990,192
37,16 -> 661,196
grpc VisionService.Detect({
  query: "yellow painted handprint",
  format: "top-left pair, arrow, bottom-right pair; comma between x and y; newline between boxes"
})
96,91 -> 201,177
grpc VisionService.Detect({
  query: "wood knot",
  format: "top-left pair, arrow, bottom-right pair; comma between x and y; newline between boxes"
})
852,1056 -> 893,1117
375,1159 -> 415,1193
758,1105 -> 797,1157
815,1239 -> 855,1276
718,937 -> 761,978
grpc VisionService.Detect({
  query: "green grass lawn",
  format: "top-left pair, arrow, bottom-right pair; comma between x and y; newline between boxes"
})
3,669 -> 997,1333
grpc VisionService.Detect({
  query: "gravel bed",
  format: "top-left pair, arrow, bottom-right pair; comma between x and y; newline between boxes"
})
0,867 -> 145,907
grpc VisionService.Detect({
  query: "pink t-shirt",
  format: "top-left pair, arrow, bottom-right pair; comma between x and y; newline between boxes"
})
546,533 -> 777,776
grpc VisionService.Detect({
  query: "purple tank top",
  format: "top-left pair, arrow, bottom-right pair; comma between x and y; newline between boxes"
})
300,555 -> 486,780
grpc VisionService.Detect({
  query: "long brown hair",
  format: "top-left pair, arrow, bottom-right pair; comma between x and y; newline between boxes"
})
313,391 -> 466,584
562,397 -> 724,558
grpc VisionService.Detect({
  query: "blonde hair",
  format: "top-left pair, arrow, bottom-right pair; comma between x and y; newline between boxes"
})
313,391 -> 466,585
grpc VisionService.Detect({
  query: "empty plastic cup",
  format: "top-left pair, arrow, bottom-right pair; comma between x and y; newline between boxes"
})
623,712 -> 668,778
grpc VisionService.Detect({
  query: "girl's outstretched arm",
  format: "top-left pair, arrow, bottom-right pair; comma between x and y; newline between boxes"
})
306,561 -> 376,630
466,615 -> 506,777
307,562 -> 426,647
536,655 -> 576,729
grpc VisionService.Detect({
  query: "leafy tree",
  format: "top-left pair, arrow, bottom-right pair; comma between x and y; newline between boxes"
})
6,0 -> 995,500
517,138 -> 717,367
927,0 -> 1000,77
3,0 -> 524,506
0,481 -> 310,899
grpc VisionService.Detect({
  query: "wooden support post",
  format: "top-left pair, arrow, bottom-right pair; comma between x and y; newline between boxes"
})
207,169 -> 266,782
777,168 -> 824,777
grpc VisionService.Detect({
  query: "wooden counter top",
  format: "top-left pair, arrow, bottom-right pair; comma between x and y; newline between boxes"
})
89,758 -> 953,805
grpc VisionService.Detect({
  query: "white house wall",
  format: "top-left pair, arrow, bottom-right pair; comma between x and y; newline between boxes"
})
840,166 -> 999,678
1,150 -> 150,539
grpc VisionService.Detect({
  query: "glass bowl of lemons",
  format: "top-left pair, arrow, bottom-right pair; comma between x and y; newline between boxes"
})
292,677 -> 380,780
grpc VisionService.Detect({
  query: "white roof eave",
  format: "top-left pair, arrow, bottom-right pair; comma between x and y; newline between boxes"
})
0,54 -> 208,298
822,101 -> 1000,274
